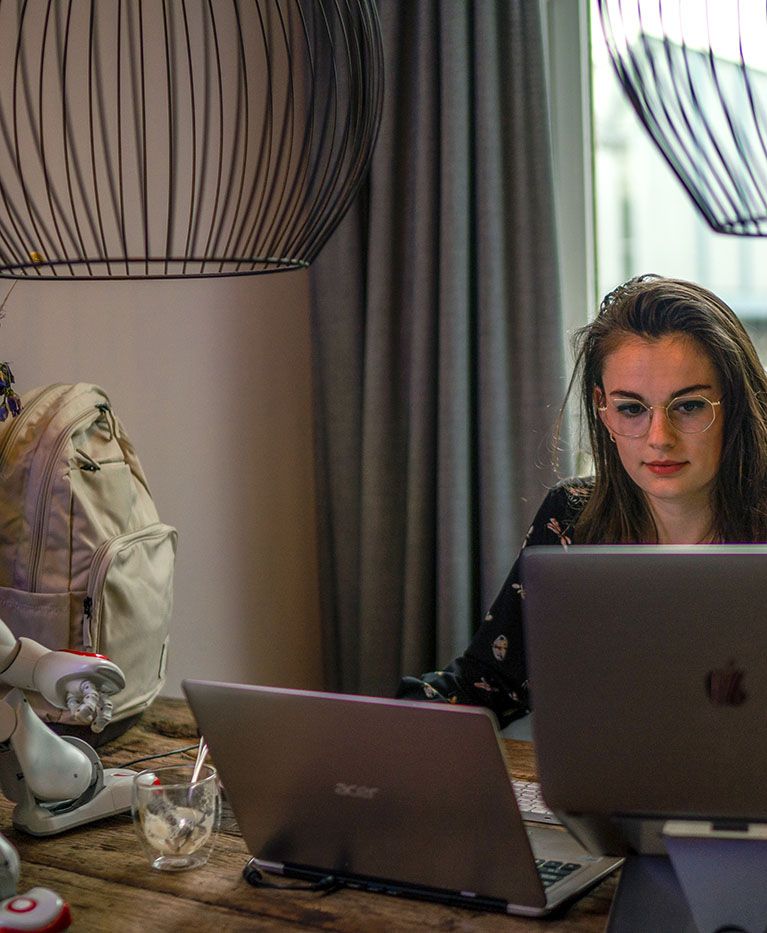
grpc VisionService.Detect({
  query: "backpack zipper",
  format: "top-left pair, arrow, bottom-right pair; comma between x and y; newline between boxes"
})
0,384 -> 62,477
28,402 -> 111,590
83,523 -> 172,650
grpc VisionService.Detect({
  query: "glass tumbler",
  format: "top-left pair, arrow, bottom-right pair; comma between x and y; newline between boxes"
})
132,763 -> 220,871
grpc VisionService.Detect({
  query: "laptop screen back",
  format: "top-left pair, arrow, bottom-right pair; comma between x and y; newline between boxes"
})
182,682 -> 546,907
522,545 -> 767,831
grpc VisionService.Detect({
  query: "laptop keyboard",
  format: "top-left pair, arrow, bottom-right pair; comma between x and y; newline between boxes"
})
512,779 -> 561,824
513,782 -> 583,889
534,859 -> 582,889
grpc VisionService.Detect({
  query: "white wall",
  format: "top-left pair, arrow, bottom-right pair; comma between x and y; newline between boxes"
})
0,272 -> 323,696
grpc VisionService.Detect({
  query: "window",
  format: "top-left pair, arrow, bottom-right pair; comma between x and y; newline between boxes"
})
590,0 -> 767,359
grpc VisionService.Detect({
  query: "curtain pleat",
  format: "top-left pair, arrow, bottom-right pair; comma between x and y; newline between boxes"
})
309,0 -> 566,695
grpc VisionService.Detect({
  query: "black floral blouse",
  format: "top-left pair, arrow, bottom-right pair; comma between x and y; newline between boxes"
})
396,477 -> 594,729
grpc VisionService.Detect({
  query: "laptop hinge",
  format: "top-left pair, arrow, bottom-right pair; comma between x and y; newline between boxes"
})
253,859 -> 286,875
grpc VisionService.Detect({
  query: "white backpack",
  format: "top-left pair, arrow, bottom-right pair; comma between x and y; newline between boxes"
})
0,383 -> 177,727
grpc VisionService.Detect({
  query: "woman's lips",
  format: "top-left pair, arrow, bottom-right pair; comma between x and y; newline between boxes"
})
645,461 -> 687,475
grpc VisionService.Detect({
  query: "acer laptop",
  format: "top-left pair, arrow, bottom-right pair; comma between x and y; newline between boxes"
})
521,544 -> 767,855
183,680 -> 621,916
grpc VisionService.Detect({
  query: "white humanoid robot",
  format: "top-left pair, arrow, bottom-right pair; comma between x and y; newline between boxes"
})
0,618 -> 134,931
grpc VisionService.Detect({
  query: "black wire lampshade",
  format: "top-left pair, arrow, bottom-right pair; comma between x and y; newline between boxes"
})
598,0 -> 767,236
0,1 -> 383,279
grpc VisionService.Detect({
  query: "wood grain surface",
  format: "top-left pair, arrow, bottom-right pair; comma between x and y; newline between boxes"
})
0,699 -> 617,932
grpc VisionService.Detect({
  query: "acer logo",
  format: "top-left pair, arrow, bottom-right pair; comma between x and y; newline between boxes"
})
334,782 -> 380,799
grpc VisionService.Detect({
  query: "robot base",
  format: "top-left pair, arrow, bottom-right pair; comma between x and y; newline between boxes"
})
12,768 -> 136,836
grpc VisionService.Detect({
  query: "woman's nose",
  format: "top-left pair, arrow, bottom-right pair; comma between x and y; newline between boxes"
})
646,406 -> 676,447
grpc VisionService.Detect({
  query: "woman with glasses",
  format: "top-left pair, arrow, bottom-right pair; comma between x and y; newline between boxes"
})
398,273 -> 767,727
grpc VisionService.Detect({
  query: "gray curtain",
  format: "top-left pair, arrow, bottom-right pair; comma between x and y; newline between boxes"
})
309,0 -> 566,696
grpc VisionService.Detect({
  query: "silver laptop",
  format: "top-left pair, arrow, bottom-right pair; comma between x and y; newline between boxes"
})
183,680 -> 621,916
522,544 -> 767,855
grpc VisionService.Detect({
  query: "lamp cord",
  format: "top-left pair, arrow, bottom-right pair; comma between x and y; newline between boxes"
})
117,743 -> 199,769
0,281 -> 16,317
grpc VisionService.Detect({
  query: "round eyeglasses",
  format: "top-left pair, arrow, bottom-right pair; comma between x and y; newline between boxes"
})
598,395 -> 721,438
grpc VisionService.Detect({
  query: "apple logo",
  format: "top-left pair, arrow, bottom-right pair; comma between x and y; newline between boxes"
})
705,660 -> 747,706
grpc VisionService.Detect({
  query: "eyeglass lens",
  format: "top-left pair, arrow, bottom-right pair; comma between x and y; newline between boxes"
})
605,396 -> 717,437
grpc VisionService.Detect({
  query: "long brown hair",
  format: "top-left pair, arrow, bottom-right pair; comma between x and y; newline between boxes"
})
565,274 -> 767,543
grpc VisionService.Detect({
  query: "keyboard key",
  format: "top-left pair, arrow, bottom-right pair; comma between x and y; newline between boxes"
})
512,779 -> 561,824
535,859 -> 582,888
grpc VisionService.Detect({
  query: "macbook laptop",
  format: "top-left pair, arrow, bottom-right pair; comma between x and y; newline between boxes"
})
521,544 -> 767,855
183,680 -> 621,916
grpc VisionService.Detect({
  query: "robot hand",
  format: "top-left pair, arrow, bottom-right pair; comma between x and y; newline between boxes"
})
63,670 -> 122,734
34,648 -> 124,734
0,639 -> 125,734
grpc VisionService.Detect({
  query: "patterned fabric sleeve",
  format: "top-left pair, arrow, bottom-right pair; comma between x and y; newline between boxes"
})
396,478 -> 592,729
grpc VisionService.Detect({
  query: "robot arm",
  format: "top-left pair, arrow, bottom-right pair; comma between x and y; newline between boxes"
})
0,620 -> 130,815
0,622 -> 127,806
0,625 -> 124,734
0,636 -> 126,932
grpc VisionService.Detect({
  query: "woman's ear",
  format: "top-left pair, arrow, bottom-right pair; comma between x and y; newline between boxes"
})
594,387 -> 616,443
594,386 -> 606,421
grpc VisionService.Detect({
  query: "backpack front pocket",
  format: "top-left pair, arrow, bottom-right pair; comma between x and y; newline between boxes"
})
84,523 -> 178,719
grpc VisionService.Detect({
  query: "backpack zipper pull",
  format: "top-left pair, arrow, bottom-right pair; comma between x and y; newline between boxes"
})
75,448 -> 101,472
82,596 -> 94,649
95,402 -> 116,441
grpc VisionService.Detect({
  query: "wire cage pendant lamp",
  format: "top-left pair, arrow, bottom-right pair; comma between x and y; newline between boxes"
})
598,0 -> 767,236
0,0 -> 383,279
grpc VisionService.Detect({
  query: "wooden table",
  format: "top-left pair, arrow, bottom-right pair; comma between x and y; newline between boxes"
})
3,699 -> 617,932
